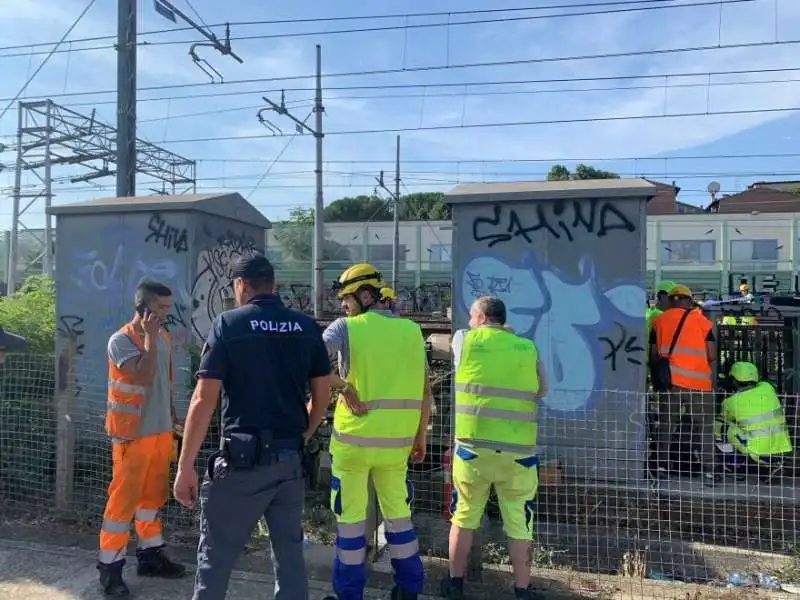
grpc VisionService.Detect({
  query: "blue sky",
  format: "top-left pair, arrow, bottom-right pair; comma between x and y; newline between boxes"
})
1,0 -> 800,230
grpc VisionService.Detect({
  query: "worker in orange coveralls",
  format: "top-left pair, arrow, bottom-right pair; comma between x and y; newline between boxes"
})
98,281 -> 186,598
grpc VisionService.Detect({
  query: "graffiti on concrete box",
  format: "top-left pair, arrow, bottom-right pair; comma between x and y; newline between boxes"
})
191,236 -> 256,344
145,213 -> 189,254
472,201 -> 637,248
459,253 -> 645,414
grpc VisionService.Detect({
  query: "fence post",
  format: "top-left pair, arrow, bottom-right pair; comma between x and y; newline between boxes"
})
54,332 -> 77,512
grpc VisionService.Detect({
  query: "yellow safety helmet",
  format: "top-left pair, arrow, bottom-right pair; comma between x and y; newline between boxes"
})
379,287 -> 397,302
333,263 -> 383,298
729,361 -> 759,384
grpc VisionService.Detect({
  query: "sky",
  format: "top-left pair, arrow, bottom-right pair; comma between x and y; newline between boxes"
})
1,0 -> 800,232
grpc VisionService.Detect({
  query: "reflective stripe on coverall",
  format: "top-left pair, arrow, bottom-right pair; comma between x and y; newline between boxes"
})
451,327 -> 540,540
652,308 -> 712,391
329,311 -> 426,600
99,324 -> 173,566
717,381 -> 792,463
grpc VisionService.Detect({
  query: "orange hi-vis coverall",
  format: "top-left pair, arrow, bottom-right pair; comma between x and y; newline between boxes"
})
99,323 -> 174,567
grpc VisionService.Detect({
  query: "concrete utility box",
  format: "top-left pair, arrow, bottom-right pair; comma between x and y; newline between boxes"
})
444,179 -> 656,481
49,193 -> 271,427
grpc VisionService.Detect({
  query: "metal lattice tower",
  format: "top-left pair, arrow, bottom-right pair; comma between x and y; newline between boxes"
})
7,99 -> 197,292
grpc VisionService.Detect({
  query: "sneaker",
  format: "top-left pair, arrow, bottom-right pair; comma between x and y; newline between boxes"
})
136,547 -> 186,579
99,569 -> 130,598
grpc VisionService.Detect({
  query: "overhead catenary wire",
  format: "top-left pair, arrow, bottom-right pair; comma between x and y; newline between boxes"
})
1,36 -> 797,105
144,105 -> 800,144
0,0 -> 749,59
0,0 -> 97,124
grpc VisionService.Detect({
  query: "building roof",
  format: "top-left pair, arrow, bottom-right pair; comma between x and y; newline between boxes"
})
444,178 -> 657,205
711,187 -> 800,214
48,193 -> 272,228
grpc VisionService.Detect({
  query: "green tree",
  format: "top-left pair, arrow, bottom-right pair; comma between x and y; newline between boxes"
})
324,195 -> 392,222
323,192 -> 450,222
400,192 -> 450,221
272,207 -> 350,265
546,164 -> 620,181
0,274 -> 55,353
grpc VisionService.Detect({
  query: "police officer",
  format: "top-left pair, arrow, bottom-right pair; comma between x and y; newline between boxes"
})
174,253 -> 333,600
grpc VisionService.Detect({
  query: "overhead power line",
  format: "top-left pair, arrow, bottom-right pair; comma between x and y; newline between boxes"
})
1,37 -> 796,106
0,0 -> 745,58
0,0 -> 97,124
153,105 -> 800,144
50,73 -> 800,126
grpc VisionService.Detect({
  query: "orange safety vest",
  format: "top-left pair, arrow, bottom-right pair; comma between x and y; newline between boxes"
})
106,323 -> 172,442
653,308 -> 712,391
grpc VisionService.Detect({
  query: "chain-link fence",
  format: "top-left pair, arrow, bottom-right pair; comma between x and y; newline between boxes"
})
1,336 -> 799,597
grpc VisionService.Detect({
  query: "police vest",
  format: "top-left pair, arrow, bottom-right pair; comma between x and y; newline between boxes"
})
454,326 -> 539,455
331,312 -> 426,450
106,323 -> 172,443
653,308 -> 712,391
721,381 -> 792,458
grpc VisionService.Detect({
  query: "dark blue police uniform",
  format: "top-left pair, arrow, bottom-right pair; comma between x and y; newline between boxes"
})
193,255 -> 331,600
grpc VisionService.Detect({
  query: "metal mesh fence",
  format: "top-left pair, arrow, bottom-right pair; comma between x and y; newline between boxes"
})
1,342 -> 799,597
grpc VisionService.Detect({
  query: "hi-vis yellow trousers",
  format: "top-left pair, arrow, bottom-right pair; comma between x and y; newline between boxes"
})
329,442 -> 424,600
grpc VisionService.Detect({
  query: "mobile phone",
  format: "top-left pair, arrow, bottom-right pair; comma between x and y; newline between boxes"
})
136,302 -> 149,319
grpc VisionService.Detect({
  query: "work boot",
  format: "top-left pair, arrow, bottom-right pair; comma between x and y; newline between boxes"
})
99,568 -> 130,598
136,547 -> 186,579
514,585 -> 543,600
440,576 -> 464,600
391,585 -> 418,600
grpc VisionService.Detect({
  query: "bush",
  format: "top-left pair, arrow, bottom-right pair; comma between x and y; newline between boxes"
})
0,275 -> 56,354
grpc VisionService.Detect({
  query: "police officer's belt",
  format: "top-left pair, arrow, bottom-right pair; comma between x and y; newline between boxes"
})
208,429 -> 303,477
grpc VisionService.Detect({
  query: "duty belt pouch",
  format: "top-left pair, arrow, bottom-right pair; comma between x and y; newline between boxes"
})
227,432 -> 259,469
651,308 -> 692,392
258,429 -> 274,466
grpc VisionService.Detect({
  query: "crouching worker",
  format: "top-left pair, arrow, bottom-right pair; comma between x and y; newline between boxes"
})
443,297 -> 547,600
715,361 -> 792,483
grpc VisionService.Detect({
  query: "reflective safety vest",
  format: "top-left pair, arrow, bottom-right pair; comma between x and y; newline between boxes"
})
331,312 -> 426,450
106,323 -> 172,442
720,381 -> 792,459
645,307 -> 662,335
454,326 -> 539,455
652,308 -> 712,391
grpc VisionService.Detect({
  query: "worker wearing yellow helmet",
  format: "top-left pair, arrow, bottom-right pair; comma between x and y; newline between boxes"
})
715,361 -> 792,482
379,287 -> 398,312
321,263 -> 431,600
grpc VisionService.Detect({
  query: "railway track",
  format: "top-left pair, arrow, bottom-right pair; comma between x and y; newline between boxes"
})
314,314 -> 452,335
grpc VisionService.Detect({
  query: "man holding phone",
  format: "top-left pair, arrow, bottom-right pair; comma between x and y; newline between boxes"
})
98,281 -> 186,598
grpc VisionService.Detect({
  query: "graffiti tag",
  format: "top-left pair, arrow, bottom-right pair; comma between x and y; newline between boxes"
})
191,237 -> 257,343
597,322 -> 644,371
57,315 -> 85,356
472,201 -> 637,248
164,301 -> 189,332
145,213 -> 189,254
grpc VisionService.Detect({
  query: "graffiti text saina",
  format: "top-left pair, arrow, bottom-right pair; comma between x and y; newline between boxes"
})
472,200 -> 636,248
145,213 -> 189,254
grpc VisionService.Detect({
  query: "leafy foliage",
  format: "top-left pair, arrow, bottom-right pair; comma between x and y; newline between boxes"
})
546,164 -> 620,181
322,192 -> 450,222
0,275 -> 56,354
272,207 -> 351,266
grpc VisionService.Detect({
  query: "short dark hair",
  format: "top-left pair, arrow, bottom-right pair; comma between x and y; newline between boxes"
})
134,280 -> 172,308
230,253 -> 275,292
473,296 -> 506,325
